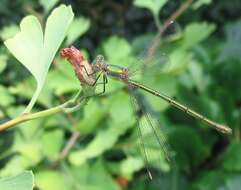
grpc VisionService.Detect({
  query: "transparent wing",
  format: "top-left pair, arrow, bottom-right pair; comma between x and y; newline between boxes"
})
127,50 -> 171,81
129,21 -> 181,79
128,85 -> 174,179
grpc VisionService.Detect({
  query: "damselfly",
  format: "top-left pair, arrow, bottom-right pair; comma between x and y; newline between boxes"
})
60,46 -> 232,179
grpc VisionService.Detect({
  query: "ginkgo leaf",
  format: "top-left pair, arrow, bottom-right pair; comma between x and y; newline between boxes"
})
0,171 -> 34,190
4,4 -> 74,113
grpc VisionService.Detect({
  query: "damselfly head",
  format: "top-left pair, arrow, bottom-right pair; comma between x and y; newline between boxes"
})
92,55 -> 107,71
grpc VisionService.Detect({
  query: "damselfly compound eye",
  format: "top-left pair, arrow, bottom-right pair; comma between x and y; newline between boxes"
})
96,55 -> 105,64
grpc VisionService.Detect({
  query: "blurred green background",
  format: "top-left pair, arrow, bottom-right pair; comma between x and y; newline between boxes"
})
0,0 -> 241,189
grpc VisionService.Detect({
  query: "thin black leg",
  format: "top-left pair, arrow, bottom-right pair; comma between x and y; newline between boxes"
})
95,74 -> 108,96
90,72 -> 103,87
80,65 -> 96,76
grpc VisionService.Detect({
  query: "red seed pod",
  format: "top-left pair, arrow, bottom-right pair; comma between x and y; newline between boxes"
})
60,46 -> 95,85
116,176 -> 129,188
60,46 -> 84,65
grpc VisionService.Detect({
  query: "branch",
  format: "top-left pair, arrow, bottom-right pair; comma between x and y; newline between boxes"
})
59,131 -> 80,160
146,0 -> 193,61
0,90 -> 89,132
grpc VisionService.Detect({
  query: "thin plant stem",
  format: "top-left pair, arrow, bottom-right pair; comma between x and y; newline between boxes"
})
0,105 -> 63,131
59,131 -> 80,160
146,0 -> 193,62
0,91 -> 90,132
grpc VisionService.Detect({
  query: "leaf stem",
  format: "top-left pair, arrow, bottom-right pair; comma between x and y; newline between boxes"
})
0,105 -> 63,132
0,90 -> 90,132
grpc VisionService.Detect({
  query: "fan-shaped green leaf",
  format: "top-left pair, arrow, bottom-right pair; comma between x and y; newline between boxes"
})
0,171 -> 34,190
4,4 -> 74,113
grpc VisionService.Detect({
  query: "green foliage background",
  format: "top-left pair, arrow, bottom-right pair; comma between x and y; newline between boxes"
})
0,0 -> 241,189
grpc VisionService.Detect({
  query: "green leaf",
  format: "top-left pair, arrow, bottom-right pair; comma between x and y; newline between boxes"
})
120,157 -> 144,179
77,99 -> 108,134
69,93 -> 135,166
102,36 -> 132,65
47,59 -> 80,95
9,77 -> 52,108
108,91 -> 134,124
168,127 -> 209,172
187,60 -> 208,93
134,0 -> 167,17
181,22 -> 216,49
14,140 -> 42,165
70,161 -> 120,190
66,17 -> 90,45
224,175 -> 241,190
222,143 -> 241,172
0,54 -> 7,73
0,25 -> 19,41
70,121 -> 130,166
41,130 -> 64,161
218,19 -> 241,61
164,49 -> 192,74
35,171 -> 70,190
87,160 -> 120,190
0,156 -> 32,177
0,171 -> 34,190
40,0 -> 59,13
4,4 -> 74,113
0,130 -> 44,176
0,85 -> 14,107
191,170 -> 226,190
192,0 -> 212,9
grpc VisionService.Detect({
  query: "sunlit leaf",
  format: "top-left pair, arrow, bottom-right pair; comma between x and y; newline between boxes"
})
9,77 -> 52,108
0,25 -> 19,41
35,171 -> 70,190
41,130 -> 64,161
192,0 -> 212,9
0,156 -> 33,177
0,85 -> 14,107
4,5 -> 74,113
47,59 -> 80,95
0,171 -> 34,190
69,92 -> 135,166
102,36 -> 132,65
181,22 -> 216,49
77,99 -> 108,134
40,0 -> 59,13
134,0 -> 167,17
120,157 -> 143,179
69,161 -> 120,190
87,160 -> 120,190
187,60 -> 208,93
66,17 -> 90,45
69,121 -> 130,165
